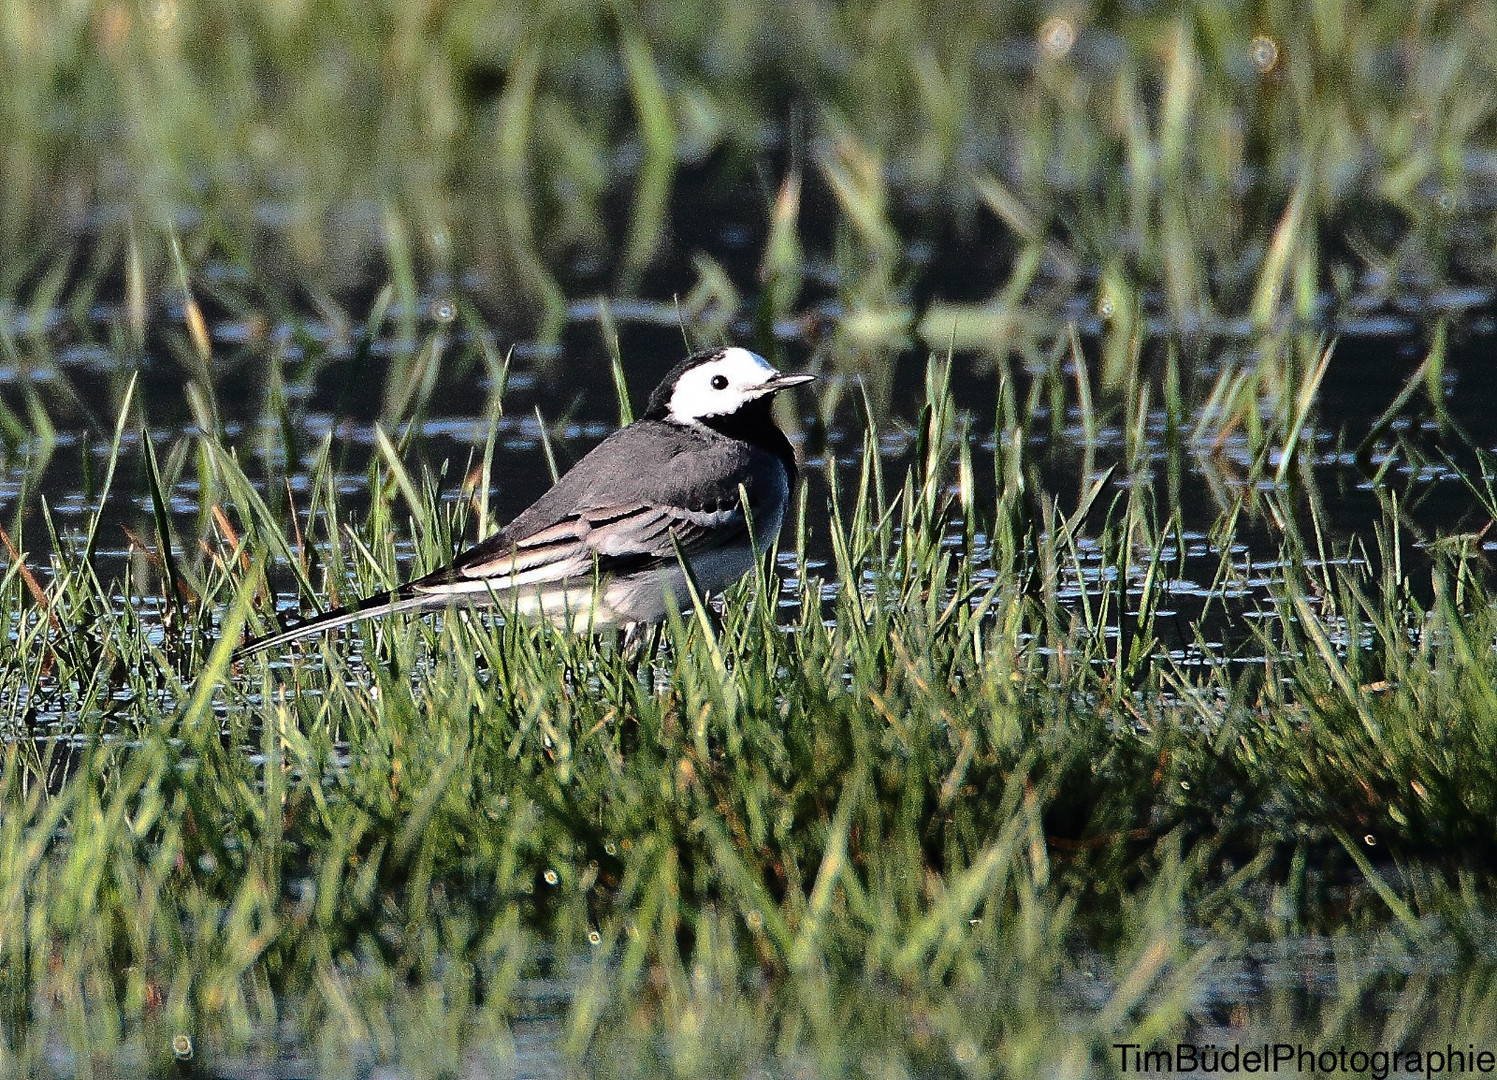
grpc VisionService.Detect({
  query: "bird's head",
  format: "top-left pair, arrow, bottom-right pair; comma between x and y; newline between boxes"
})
646,347 -> 815,426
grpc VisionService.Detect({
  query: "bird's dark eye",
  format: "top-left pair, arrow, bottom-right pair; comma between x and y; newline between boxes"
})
711,374 -> 729,390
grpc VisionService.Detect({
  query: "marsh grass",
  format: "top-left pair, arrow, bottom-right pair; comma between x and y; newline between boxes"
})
2,317 -> 1497,1075
4,3 -> 1497,1073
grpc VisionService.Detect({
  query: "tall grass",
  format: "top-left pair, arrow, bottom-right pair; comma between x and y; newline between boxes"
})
3,4 -> 1497,1072
2,322 -> 1497,1073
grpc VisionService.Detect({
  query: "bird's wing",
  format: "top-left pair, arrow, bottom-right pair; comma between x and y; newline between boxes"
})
410,500 -> 748,598
236,501 -> 748,655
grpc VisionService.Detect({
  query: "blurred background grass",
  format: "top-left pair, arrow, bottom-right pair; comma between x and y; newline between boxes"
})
5,0 -> 1494,346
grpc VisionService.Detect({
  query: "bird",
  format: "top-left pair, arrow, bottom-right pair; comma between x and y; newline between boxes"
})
235,346 -> 815,658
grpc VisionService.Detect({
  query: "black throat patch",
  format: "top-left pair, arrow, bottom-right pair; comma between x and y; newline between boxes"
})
698,396 -> 798,485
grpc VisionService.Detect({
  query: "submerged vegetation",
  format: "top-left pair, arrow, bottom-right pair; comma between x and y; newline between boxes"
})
4,0 -> 1497,1076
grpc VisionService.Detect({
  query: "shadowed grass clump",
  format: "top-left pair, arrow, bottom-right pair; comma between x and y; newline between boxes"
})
3,348 -> 1497,1075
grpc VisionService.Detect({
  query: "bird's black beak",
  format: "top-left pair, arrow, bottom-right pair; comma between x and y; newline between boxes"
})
761,371 -> 816,392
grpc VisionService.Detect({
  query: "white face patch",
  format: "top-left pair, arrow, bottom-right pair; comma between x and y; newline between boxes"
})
666,347 -> 782,424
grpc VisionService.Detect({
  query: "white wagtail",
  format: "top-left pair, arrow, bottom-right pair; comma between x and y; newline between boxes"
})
236,346 -> 815,657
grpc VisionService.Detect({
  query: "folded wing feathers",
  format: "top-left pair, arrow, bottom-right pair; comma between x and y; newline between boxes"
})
414,501 -> 746,599
238,499 -> 754,656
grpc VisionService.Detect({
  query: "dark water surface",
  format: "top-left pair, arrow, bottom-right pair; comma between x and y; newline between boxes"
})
5,158 -> 1497,618
5,295 -> 1496,643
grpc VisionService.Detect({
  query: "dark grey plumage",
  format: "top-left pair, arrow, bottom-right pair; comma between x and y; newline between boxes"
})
236,346 -> 813,657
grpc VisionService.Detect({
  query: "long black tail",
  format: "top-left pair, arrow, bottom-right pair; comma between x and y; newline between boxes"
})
234,587 -> 447,659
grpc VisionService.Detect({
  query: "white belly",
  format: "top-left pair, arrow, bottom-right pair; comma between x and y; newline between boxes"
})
502,540 -> 758,632
503,470 -> 789,631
